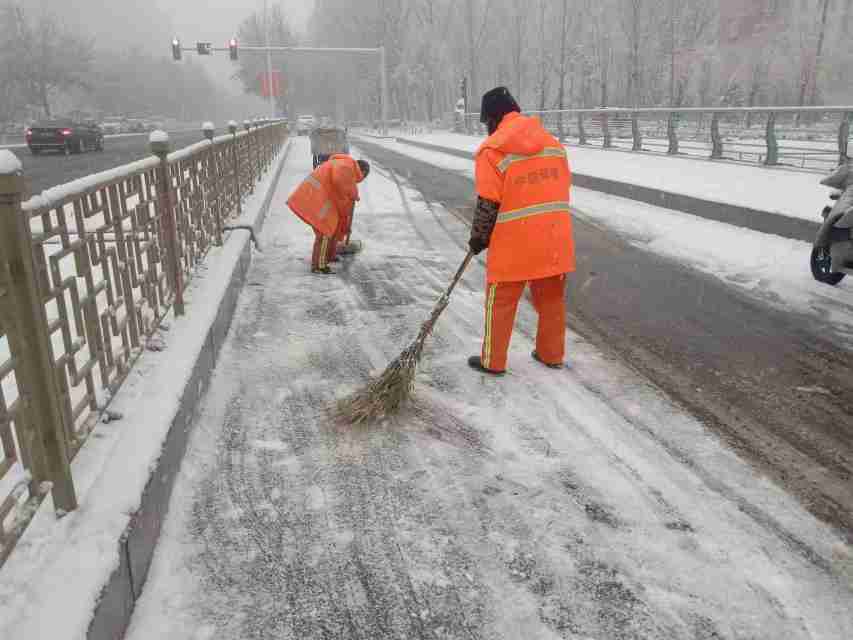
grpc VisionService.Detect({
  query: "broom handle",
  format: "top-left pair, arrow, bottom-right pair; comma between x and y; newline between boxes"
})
444,251 -> 474,298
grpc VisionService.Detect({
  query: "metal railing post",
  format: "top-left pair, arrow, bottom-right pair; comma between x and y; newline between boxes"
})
0,156 -> 77,513
667,112 -> 679,155
244,120 -> 256,193
839,112 -> 850,162
631,111 -> 642,151
602,111 -> 612,148
253,122 -> 262,177
202,122 -> 223,247
229,121 -> 242,216
710,112 -> 723,159
765,112 -> 779,166
577,113 -> 587,145
150,134 -> 185,316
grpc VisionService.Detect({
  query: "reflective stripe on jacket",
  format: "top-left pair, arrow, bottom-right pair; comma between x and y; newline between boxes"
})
475,113 -> 575,283
287,154 -> 363,237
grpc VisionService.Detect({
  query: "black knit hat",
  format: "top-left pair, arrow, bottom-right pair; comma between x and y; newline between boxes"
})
357,159 -> 370,179
480,87 -> 520,124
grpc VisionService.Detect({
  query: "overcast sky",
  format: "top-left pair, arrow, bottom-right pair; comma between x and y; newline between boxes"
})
164,0 -> 313,45
161,0 -> 314,108
40,0 -> 314,112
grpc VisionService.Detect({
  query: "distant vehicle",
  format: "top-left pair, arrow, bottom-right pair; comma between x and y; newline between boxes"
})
310,126 -> 349,168
296,115 -> 315,136
125,119 -> 147,133
26,119 -> 103,155
100,117 -> 125,135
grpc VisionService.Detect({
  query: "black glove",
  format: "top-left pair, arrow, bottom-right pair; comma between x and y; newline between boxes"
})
468,197 -> 499,256
469,235 -> 487,255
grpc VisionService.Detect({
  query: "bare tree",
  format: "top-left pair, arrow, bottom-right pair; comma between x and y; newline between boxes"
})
4,4 -> 92,118
809,0 -> 832,106
236,6 -> 295,113
508,0 -> 529,99
621,0 -> 645,106
556,0 -> 570,135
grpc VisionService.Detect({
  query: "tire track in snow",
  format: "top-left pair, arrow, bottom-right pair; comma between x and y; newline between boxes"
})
356,140 -> 852,572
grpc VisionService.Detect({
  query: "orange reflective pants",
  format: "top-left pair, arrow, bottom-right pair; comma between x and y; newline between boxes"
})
312,231 -> 337,269
481,274 -> 566,372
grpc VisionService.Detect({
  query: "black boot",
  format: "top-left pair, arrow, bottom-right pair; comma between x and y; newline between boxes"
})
532,351 -> 563,369
468,356 -> 505,376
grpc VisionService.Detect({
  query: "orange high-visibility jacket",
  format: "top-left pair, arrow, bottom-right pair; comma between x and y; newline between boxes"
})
287,154 -> 364,237
475,112 -> 575,283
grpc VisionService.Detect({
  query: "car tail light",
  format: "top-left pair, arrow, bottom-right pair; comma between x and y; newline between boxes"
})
25,128 -> 32,139
60,128 -> 72,136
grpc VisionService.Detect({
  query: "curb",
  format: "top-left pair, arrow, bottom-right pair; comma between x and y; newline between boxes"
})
87,140 -> 291,640
391,137 -> 820,244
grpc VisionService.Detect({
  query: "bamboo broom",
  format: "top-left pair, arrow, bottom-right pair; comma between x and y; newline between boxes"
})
337,250 -> 474,424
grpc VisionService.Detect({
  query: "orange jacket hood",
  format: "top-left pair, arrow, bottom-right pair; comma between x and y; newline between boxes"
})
477,112 -> 552,157
330,153 -> 365,182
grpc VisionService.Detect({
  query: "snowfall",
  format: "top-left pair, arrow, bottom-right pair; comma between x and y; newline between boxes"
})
1,136 -> 851,640
360,131 -> 853,345
119,138 -> 853,639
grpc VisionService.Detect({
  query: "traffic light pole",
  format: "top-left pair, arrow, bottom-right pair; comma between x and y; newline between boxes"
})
174,42 -> 390,135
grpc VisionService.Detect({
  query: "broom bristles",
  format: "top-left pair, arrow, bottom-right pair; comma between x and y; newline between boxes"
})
336,299 -> 447,424
336,252 -> 473,425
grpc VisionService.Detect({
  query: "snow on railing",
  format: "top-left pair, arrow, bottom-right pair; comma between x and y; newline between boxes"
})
459,106 -> 853,171
0,119 -> 288,567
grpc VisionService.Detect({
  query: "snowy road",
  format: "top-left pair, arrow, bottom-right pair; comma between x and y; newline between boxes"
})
355,138 -> 853,543
14,129 -> 203,194
126,138 -> 852,640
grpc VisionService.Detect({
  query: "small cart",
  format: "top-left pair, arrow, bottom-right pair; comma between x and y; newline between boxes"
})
310,126 -> 350,169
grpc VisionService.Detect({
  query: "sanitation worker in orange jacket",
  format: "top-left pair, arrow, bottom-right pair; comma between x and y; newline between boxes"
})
287,154 -> 370,274
467,87 -> 575,374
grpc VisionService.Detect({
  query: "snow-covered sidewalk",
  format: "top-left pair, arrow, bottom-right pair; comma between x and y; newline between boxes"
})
0,143 -> 290,640
124,138 -> 852,640
386,130 -> 828,223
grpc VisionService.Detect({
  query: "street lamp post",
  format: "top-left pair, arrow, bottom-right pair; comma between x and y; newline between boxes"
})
263,0 -> 276,120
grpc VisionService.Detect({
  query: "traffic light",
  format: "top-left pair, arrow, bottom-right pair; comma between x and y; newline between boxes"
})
229,38 -> 238,61
171,38 -> 182,61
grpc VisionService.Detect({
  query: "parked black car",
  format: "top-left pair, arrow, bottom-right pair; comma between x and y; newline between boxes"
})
26,119 -> 104,155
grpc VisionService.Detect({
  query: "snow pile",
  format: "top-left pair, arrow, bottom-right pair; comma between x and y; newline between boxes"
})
202,122 -> 215,132
148,130 -> 169,144
382,131 -> 829,223
573,190 -> 853,344
0,149 -> 22,174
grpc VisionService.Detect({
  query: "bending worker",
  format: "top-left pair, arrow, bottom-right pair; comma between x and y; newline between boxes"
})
287,154 -> 370,274
467,87 -> 575,374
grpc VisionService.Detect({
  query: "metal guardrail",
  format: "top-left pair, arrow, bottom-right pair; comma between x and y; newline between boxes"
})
0,120 -> 288,567
462,106 -> 853,171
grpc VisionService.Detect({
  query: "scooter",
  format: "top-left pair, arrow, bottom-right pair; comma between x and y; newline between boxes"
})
811,160 -> 853,285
